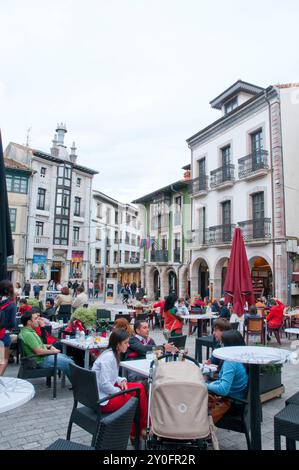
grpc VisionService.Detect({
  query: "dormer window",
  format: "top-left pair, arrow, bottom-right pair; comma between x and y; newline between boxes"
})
224,97 -> 238,115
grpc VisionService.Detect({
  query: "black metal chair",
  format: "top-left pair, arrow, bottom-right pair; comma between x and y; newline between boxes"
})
216,389 -> 251,450
195,335 -> 215,363
286,391 -> 299,407
66,364 -> 141,448
17,338 -> 58,399
274,404 -> 299,450
167,335 -> 187,349
46,396 -> 138,450
135,313 -> 148,321
115,314 -> 131,322
57,304 -> 72,323
230,322 -> 239,330
96,309 -> 111,321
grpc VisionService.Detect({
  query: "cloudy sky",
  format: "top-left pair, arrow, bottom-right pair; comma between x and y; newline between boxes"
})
1,0 -> 299,202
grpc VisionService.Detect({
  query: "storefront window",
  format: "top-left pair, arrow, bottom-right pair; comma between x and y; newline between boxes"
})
70,251 -> 84,278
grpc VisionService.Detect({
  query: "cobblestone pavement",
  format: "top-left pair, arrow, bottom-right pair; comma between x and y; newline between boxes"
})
1,316 -> 298,450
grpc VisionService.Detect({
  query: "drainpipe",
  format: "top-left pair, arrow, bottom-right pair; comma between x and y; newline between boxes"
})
265,90 -> 276,296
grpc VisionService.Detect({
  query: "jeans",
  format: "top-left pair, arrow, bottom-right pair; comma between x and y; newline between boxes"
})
39,353 -> 74,382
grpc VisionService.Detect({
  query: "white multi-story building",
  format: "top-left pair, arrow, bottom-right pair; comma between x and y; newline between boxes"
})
91,190 -> 142,291
187,80 -> 299,305
5,124 -> 97,292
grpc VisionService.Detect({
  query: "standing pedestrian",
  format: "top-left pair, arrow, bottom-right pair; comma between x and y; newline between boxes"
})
33,282 -> 41,300
88,280 -> 94,299
23,280 -> 31,297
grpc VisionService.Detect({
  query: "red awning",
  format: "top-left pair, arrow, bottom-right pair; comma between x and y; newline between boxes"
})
292,272 -> 299,283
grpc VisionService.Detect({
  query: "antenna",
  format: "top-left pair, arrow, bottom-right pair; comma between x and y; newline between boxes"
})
26,127 -> 32,147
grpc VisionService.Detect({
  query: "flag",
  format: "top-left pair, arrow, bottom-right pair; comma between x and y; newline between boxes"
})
0,130 -> 14,281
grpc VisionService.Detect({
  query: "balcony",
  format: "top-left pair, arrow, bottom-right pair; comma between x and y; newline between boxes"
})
151,214 -> 169,230
210,164 -> 235,190
205,224 -> 236,245
72,240 -> 86,248
192,175 -> 209,196
130,257 -> 140,264
150,249 -> 169,263
238,150 -> 269,180
238,218 -> 271,242
173,212 -> 181,226
186,229 -> 206,247
35,236 -> 50,245
173,249 -> 181,263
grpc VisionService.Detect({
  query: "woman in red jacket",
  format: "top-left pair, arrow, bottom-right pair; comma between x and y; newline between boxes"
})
266,298 -> 285,329
163,294 -> 183,337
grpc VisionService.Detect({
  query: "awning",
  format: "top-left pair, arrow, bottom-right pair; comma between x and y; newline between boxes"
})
292,272 -> 299,283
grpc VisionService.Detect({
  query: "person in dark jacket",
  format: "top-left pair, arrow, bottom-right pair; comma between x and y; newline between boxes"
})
0,280 -> 17,375
125,320 -> 173,360
219,300 -> 230,319
43,298 -> 56,320
23,280 -> 31,297
33,283 -> 41,300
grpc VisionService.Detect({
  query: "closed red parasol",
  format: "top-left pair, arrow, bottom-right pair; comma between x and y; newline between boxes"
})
223,227 -> 255,317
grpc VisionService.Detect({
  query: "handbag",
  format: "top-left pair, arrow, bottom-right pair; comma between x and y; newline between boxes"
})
208,393 -> 231,424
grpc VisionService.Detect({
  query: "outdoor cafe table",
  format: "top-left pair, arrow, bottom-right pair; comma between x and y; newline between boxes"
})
212,345 -> 290,450
61,337 -> 109,369
0,377 -> 35,413
179,313 -> 218,337
119,358 -> 217,378
285,328 -> 299,338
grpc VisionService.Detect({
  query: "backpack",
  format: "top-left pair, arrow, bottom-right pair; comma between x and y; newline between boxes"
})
0,300 -> 13,336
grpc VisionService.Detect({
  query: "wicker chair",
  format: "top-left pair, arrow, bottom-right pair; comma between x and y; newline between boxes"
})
47,397 -> 138,450
66,364 -> 141,449
274,404 -> 299,450
17,338 -> 57,399
285,391 -> 299,406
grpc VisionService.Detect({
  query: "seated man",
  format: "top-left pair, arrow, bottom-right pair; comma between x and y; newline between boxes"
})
19,311 -> 74,382
18,298 -> 32,315
43,298 -> 56,320
126,319 -> 174,360
205,318 -> 232,367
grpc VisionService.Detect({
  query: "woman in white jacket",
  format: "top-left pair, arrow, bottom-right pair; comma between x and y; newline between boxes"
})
92,329 -> 148,439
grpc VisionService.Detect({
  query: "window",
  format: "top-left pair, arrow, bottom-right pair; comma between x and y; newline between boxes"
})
125,251 -> 130,263
73,226 -> 80,241
9,208 -> 17,232
251,129 -> 264,167
40,167 -> 47,178
74,197 -> 81,217
175,196 -> 182,212
97,203 -> 102,218
125,232 -> 130,244
106,208 -> 111,224
106,250 -> 110,265
222,201 -> 231,242
96,228 -> 101,240
37,188 -> 46,210
224,97 -> 238,114
115,211 -> 119,224
114,231 -> 119,243
252,192 -> 265,239
6,174 -> 28,193
126,214 -> 131,225
35,221 -> 44,236
57,164 -> 72,187
114,251 -> 118,264
54,218 -> 69,245
96,249 -> 101,263
76,177 -> 81,187
56,188 -> 70,216
131,234 -> 136,246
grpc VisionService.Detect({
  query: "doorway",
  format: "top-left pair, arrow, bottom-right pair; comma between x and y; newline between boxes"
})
51,261 -> 62,284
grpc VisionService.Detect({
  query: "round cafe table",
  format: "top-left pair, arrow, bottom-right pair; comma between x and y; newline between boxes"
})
212,346 -> 290,450
0,377 -> 35,413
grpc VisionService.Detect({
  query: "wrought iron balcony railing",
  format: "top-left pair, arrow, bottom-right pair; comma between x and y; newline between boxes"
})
205,224 -> 236,244
210,164 -> 235,188
173,249 -> 181,262
238,218 -> 271,241
150,249 -> 169,262
192,175 -> 209,194
238,150 -> 269,179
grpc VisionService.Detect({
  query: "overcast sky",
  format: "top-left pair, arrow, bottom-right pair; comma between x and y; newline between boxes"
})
1,0 -> 299,203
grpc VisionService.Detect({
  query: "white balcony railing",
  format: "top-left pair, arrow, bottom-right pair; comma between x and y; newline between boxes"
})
35,236 -> 50,245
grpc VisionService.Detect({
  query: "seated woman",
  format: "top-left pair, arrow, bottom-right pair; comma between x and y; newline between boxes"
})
207,330 -> 248,423
18,298 -> 32,315
163,294 -> 183,338
92,329 -> 148,440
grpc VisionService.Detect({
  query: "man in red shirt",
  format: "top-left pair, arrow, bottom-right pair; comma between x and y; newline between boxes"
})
152,297 -> 166,328
18,299 -> 32,315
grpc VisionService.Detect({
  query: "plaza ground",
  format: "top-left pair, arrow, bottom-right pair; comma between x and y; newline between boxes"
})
1,307 -> 298,450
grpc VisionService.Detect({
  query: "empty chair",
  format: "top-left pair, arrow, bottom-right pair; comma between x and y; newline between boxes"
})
134,313 -> 148,321
17,338 -> 57,399
243,318 -> 265,345
230,322 -> 239,330
46,397 -> 138,450
57,304 -> 72,323
274,404 -> 299,450
167,335 -> 187,349
96,309 -> 111,320
195,335 -> 215,363
115,314 -> 131,322
67,364 -> 141,448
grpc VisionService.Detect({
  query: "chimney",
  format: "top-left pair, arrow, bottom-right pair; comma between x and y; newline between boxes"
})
70,141 -> 77,164
56,122 -> 67,147
50,133 -> 59,156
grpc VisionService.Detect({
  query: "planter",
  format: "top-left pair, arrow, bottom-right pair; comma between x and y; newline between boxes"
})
259,366 -> 282,395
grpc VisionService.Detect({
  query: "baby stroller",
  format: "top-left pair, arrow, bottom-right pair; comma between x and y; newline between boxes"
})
145,355 -> 219,450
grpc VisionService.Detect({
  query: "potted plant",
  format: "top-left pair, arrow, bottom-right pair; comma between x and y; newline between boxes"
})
71,306 -> 97,330
27,298 -> 41,308
259,364 -> 282,395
